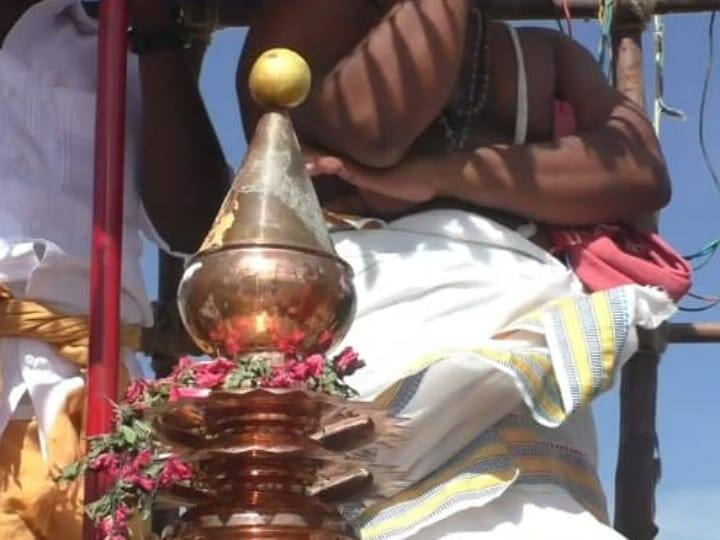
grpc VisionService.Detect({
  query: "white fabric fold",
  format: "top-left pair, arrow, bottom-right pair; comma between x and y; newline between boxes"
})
331,209 -> 675,539
413,484 -> 626,539
0,339 -> 84,460
0,0 -> 149,455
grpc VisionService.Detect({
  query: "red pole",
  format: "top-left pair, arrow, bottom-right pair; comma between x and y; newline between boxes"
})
84,0 -> 129,538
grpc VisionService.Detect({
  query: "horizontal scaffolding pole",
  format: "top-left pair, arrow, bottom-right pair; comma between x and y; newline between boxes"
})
207,0 -> 720,27
666,322 -> 720,343
477,0 -> 720,19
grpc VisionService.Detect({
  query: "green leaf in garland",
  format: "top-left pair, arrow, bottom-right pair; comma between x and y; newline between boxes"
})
224,367 -> 250,389
55,460 -> 84,482
143,461 -> 165,478
131,418 -> 153,440
119,424 -> 138,445
86,495 -> 112,521
87,434 -> 112,458
139,493 -> 153,521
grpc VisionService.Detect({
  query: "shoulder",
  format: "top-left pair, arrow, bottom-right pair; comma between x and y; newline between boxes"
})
488,24 -> 575,68
513,26 -> 606,101
486,23 -> 561,79
490,24 -> 563,52
494,24 -> 564,76
485,23 -> 561,139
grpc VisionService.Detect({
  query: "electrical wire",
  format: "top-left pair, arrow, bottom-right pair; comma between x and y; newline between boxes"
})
679,292 -> 720,312
699,11 -> 720,192
680,237 -> 720,310
684,237 -> 720,270
653,15 -> 686,136
561,0 -> 573,38
597,0 -> 615,80
691,254 -> 718,272
677,13 -> 720,311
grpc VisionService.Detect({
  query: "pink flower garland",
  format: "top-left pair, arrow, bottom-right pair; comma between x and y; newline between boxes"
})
57,347 -> 364,540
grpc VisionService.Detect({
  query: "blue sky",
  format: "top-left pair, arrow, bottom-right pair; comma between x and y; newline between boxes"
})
143,15 -> 720,540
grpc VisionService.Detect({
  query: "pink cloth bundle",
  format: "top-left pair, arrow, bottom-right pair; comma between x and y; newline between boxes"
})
547,224 -> 691,302
546,101 -> 691,302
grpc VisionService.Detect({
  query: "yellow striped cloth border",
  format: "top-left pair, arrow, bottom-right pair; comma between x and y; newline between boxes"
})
351,288 -> 629,539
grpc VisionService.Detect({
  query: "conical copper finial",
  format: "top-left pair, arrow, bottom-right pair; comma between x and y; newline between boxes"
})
199,111 -> 334,257
201,47 -> 331,257
177,49 -> 356,358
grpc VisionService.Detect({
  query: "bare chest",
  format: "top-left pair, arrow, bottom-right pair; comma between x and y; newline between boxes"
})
412,25 -> 559,155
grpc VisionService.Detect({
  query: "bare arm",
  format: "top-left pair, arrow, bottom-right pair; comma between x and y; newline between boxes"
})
133,3 -> 228,254
308,33 -> 671,225
238,0 -> 471,167
441,33 -> 670,224
138,50 -> 228,253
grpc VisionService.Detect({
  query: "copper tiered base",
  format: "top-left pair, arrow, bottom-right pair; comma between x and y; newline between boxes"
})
152,388 -> 405,539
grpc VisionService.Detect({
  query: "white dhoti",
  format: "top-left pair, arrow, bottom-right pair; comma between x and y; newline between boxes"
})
0,2 -> 174,536
412,485 -> 625,539
332,210 -> 674,540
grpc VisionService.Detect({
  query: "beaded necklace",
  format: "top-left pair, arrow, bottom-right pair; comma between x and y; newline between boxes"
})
439,5 -> 491,152
368,1 -> 491,152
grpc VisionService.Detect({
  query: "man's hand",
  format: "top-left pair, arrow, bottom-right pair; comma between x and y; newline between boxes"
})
306,149 -> 440,215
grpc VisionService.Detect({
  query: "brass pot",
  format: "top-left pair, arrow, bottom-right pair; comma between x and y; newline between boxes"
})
177,245 -> 356,357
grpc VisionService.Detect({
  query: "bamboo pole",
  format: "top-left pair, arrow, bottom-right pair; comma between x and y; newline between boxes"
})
204,0 -> 720,26
615,348 -> 661,539
611,21 -> 662,540
666,322 -> 720,342
476,0 -> 720,19
84,0 -> 129,538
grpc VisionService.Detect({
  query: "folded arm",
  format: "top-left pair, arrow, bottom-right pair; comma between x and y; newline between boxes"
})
438,34 -> 671,224
308,32 -> 671,225
238,0 -> 472,167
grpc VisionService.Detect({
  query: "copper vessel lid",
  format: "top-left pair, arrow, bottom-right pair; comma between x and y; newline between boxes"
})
199,46 -> 333,258
198,109 -> 335,258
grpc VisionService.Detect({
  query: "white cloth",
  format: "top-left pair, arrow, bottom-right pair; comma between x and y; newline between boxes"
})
0,0 -> 166,453
413,485 -> 625,540
335,210 -> 582,403
507,24 -> 528,146
332,210 -> 673,539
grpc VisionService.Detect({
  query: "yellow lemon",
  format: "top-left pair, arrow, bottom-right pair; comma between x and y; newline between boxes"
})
248,48 -> 312,109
